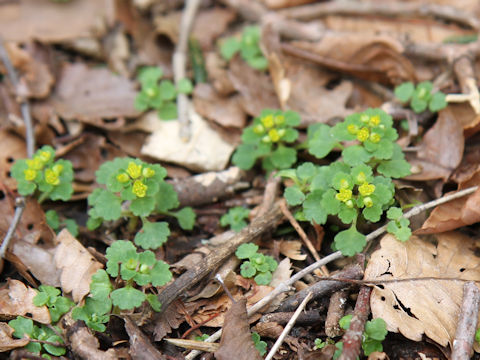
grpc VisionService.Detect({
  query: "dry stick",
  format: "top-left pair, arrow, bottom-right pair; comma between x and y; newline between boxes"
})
173,0 -> 201,141
265,292 -> 313,360
325,289 -> 349,338
446,56 -> 480,114
260,310 -> 323,326
451,282 -> 480,360
338,286 -> 373,360
185,185 -> 479,359
0,38 -> 35,260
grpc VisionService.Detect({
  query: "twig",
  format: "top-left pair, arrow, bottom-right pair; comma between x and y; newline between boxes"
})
259,310 -> 323,326
173,0 -> 201,141
264,292 -> 313,360
325,289 -> 349,337
0,197 -> 25,258
446,56 -> 480,114
451,282 -> 480,360
338,286 -> 372,360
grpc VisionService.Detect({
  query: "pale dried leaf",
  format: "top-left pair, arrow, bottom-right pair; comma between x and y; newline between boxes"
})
0,130 -> 28,190
262,0 -> 317,9
0,323 -> 29,352
0,279 -> 50,324
365,233 -> 480,349
68,324 -> 118,360
54,229 -> 103,302
279,241 -> 307,260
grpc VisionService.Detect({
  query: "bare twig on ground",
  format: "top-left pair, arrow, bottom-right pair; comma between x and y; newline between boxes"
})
338,286 -> 373,360
256,171 -> 281,218
174,0 -> 201,141
451,282 -> 480,360
325,289 -> 349,338
260,310 -> 324,326
446,56 -> 480,114
265,292 -> 313,360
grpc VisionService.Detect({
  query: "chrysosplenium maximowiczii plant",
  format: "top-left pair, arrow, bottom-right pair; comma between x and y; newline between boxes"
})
394,81 -> 447,114
232,109 -> 300,171
235,243 -> 278,285
11,145 -> 74,203
87,157 -> 195,250
279,108 -> 412,256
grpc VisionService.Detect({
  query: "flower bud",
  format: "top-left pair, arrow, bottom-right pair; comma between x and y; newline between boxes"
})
347,124 -> 358,135
142,167 -> 155,178
359,183 -> 375,196
125,258 -> 138,270
369,133 -> 381,143
345,199 -> 354,208
45,169 -> 60,185
261,114 -> 274,129
356,127 -> 370,142
139,264 -> 150,274
268,129 -> 280,142
127,162 -> 142,179
117,173 -> 130,183
253,124 -> 265,135
274,115 -> 285,125
24,169 -> 37,181
369,115 -> 380,126
363,197 -> 373,208
132,180 -> 147,198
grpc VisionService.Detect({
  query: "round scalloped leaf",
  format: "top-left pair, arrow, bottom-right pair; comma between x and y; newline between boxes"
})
130,196 -> 156,217
236,243 -> 258,259
284,110 -> 301,126
90,269 -> 112,300
334,227 -> 366,256
284,186 -> 305,206
240,262 -> 255,279
155,182 -> 179,212
105,241 -> 138,277
254,271 -> 272,285
307,124 -> 337,159
386,207 -> 403,220
110,286 -> 146,310
342,145 -> 371,166
270,145 -> 296,169
150,260 -> 172,287
362,203 -> 383,222
232,144 -> 258,170
134,221 -> 170,249
429,92 -> 447,112
394,82 -> 414,102
175,207 -> 196,230
158,102 -> 178,120
90,189 -> 122,221
303,190 -> 327,224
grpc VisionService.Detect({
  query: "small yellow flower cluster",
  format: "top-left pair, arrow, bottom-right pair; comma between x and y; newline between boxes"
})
336,172 -> 376,209
253,113 -> 287,143
23,149 -> 63,185
116,161 -> 155,198
347,114 -> 383,144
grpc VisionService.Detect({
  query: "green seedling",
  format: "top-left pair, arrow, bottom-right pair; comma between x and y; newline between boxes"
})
251,332 -> 267,356
314,338 -> 335,350
443,34 -> 478,44
220,206 -> 250,232
45,209 -> 79,237
279,109 -> 411,256
195,334 -> 210,341
338,315 -> 388,356
220,25 -> 268,70
394,81 -> 447,113
8,316 -> 66,357
134,66 -> 193,120
235,243 -> 277,285
11,145 -> 74,203
87,157 -> 195,250
232,109 -> 300,171
386,207 -> 411,242
33,285 -> 74,323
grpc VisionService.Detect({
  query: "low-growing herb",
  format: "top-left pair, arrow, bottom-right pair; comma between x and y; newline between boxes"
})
220,206 -> 250,232
394,81 -> 447,113
33,285 -> 74,323
252,331 -> 267,356
339,315 -> 388,356
386,207 -> 412,242
45,209 -> 79,237
235,243 -> 277,285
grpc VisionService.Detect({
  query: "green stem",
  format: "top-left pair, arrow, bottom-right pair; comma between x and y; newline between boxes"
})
127,216 -> 139,232
38,191 -> 50,204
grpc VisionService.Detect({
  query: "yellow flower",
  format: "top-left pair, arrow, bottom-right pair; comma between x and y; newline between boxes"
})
369,115 -> 380,126
336,188 -> 352,203
253,124 -> 265,135
132,180 -> 147,198
339,179 -> 350,189
363,197 -> 373,208
52,164 -> 63,176
117,173 -> 129,183
359,183 -> 375,196
268,129 -> 280,142
274,115 -> 285,126
356,127 -> 370,142
45,169 -> 60,185
142,167 -> 155,178
360,114 -> 369,123
356,171 -> 366,183
261,114 -> 274,129
127,162 -> 142,179
38,151 -> 51,163
24,169 -> 37,181
369,133 -> 381,143
27,158 -> 44,171
347,124 -> 358,135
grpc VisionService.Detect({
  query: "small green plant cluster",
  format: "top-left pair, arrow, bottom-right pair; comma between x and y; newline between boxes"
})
11,145 -> 73,203
220,206 -> 250,232
394,81 -> 447,113
73,240 -> 171,331
235,243 -> 277,285
386,207 -> 411,242
251,331 -> 267,356
220,25 -> 268,70
45,209 -> 79,237
279,108 -> 411,256
33,285 -> 74,323
232,109 -> 300,172
8,316 -> 66,357
134,66 -> 193,120
195,333 -> 210,341
87,157 -> 195,250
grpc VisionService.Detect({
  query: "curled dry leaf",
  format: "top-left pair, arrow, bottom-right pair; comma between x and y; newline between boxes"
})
54,229 -> 103,302
0,279 -> 50,324
365,233 -> 480,350
279,241 -> 307,260
0,130 -> 27,189
0,322 -> 29,352
67,322 -> 118,360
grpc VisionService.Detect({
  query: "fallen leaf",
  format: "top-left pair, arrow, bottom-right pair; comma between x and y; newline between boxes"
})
68,322 -> 118,360
262,0 -> 317,9
0,279 -> 50,324
279,241 -> 307,261
205,52 -> 236,96
214,298 -> 262,360
0,130 -> 28,189
124,316 -> 167,360
54,229 -> 103,302
364,233 -> 480,349
152,300 -> 189,341
0,322 -> 29,352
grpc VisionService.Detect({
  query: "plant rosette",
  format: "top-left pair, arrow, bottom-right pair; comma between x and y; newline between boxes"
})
235,243 -> 278,285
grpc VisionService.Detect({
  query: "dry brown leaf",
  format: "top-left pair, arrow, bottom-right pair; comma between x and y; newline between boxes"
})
0,322 -> 29,352
214,298 -> 262,360
152,300 -> 190,341
124,317 -> 167,360
279,241 -> 307,260
54,229 -> 103,302
68,323 -> 118,360
365,233 -> 480,350
0,279 -> 50,324
0,130 -> 28,189
262,0 -> 317,9
0,0 -> 114,42
205,52 -> 236,96
51,63 -> 139,129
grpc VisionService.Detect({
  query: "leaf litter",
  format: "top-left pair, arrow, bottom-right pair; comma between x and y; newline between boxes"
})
0,0 -> 480,359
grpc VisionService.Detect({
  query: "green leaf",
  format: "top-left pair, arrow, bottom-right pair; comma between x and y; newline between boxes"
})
90,269 -> 113,300
303,191 -> 327,224
48,296 -> 74,323
221,207 -> 250,232
177,78 -> 193,94
134,221 -> 170,250
246,56 -> 268,70
270,146 -> 297,169
89,188 -> 122,221
174,207 -> 196,230
362,338 -> 383,356
342,145 -> 371,166
307,124 -> 337,159
138,66 -> 163,86
155,182 -> 180,212
284,110 -> 301,127
362,203 -> 382,222
377,159 -> 411,178
134,92 -> 150,111
158,102 -> 178,120
45,210 -> 60,230
43,335 -> 66,356
232,144 -> 258,170
284,186 -> 305,206
236,243 -> 258,259
254,271 -> 272,285
386,207 -> 402,220
411,96 -> 428,113
34,285 -> 60,307
296,162 -> 316,182
338,206 -> 357,224
63,219 -> 79,237
321,189 -> 341,215
9,316 -> 34,338
130,196 -> 156,217
339,314 -> 352,330
252,332 -> 267,355
265,256 -> 278,272
240,261 -> 256,278
146,294 -> 162,312
394,82 -> 414,102
150,260 -> 172,287
220,37 -> 241,60
365,318 -> 388,341
429,92 -> 447,112
105,241 -> 138,277
334,227 -> 366,256
95,157 -> 130,185
110,286 -> 146,310
159,80 -> 176,101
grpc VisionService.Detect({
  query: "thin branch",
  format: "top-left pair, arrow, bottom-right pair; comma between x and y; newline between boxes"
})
265,292 -> 313,360
173,0 -> 201,141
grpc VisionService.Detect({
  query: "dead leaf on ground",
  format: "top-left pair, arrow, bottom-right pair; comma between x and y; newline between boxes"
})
0,279 -> 50,324
205,52 -> 236,96
54,229 -> 103,302
365,233 -> 480,350
0,323 -> 29,352
262,0 -> 317,9
152,300 -> 189,341
214,298 -> 262,360
68,322 -> 118,360
279,241 -> 307,260
0,130 -> 27,189
124,317 -> 167,360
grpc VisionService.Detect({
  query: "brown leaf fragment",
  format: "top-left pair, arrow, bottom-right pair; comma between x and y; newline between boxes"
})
365,233 -> 480,350
262,0 -> 317,9
279,241 -> 307,260
214,298 -> 262,360
152,300 -> 187,341
0,322 -> 29,352
54,229 -> 103,302
0,130 -> 27,189
124,316 -> 167,360
67,322 -> 118,360
0,279 -> 50,324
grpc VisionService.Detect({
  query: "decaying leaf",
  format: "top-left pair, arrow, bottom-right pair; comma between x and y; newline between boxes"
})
68,322 -> 118,360
365,233 -> 480,350
279,241 -> 307,260
214,298 -> 262,360
0,323 -> 29,352
0,279 -> 50,324
54,229 -> 103,302
124,317 -> 167,360
0,130 -> 28,189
